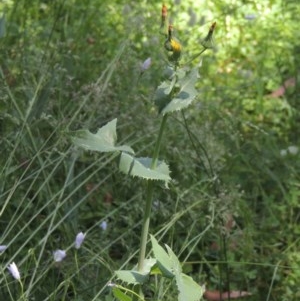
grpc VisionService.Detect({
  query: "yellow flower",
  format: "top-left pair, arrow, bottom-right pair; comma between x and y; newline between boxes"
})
164,25 -> 182,62
170,38 -> 182,53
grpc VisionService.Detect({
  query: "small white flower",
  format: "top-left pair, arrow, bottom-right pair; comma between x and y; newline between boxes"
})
75,232 -> 86,249
0,245 -> 8,252
7,262 -> 21,280
107,281 -> 116,287
100,221 -> 107,231
288,145 -> 298,155
53,249 -> 67,262
140,57 -> 151,72
280,149 -> 287,157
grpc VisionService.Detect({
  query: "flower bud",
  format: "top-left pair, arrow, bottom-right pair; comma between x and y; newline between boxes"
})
53,249 -> 67,262
161,4 -> 167,24
201,22 -> 216,49
160,4 -> 168,35
141,57 -> 151,72
0,245 -> 8,252
75,232 -> 86,249
164,25 -> 182,62
8,262 -> 21,280
100,220 -> 107,231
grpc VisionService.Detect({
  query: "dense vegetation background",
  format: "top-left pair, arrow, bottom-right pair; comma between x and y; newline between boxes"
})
0,0 -> 299,300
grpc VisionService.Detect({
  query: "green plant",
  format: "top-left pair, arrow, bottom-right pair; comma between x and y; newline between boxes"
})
70,5 -> 216,301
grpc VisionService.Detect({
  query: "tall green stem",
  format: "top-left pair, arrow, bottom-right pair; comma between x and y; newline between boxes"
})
137,114 -> 168,272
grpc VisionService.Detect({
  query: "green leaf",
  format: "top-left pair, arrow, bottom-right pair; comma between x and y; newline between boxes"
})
114,258 -> 155,285
142,258 -> 157,274
150,235 -> 174,278
119,153 -> 171,183
153,80 -> 173,113
165,245 -> 204,301
165,245 -> 182,274
115,270 -> 149,285
71,119 -> 134,154
112,288 -> 132,301
175,273 -> 204,301
161,67 -> 199,115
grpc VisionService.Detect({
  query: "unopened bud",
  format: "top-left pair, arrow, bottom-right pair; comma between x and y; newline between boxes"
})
160,4 -> 168,36
201,22 -> 216,49
141,57 -> 151,72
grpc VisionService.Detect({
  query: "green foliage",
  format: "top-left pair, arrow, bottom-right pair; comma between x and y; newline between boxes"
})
150,235 -> 204,301
115,259 -> 155,285
154,65 -> 200,115
71,118 -> 171,184
150,234 -> 174,278
71,119 -> 134,154
1,0 -> 299,300
114,270 -> 149,286
115,235 -> 204,301
119,154 -> 171,183
112,287 -> 133,301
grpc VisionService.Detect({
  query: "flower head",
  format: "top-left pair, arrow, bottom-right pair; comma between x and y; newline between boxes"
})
140,57 -> 151,72
53,249 -> 67,262
100,220 -> 107,231
8,262 -> 21,280
0,245 -> 8,252
201,21 -> 217,49
164,25 -> 182,62
75,232 -> 86,249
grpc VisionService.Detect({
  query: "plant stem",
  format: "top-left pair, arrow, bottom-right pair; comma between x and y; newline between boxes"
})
137,114 -> 168,272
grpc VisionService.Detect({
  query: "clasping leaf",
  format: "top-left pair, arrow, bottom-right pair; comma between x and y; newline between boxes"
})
71,118 -> 134,154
